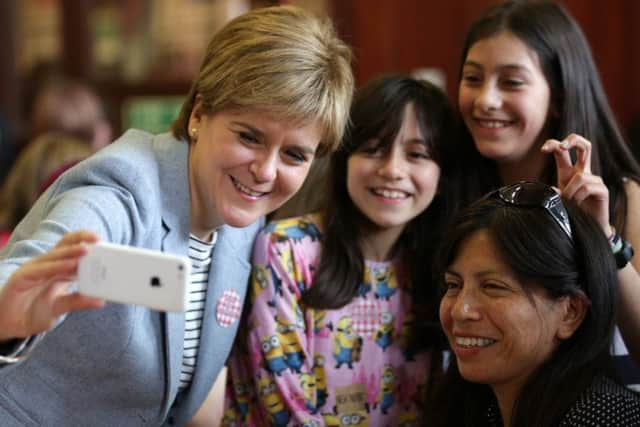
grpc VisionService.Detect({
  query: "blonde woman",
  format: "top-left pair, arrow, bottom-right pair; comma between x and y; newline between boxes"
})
0,6 -> 353,426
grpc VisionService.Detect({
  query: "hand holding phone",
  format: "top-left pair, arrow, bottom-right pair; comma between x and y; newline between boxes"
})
0,231 -> 104,343
78,242 -> 190,312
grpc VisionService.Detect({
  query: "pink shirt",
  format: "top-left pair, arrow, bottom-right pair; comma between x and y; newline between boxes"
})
225,214 -> 429,426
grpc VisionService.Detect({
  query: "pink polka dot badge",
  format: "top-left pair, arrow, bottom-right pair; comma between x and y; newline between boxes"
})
352,298 -> 381,338
216,289 -> 242,327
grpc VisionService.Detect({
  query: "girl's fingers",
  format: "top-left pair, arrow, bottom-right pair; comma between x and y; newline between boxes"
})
562,172 -> 605,201
561,133 -> 592,174
542,138 -> 574,170
561,172 -> 609,231
571,181 -> 608,206
543,134 -> 595,192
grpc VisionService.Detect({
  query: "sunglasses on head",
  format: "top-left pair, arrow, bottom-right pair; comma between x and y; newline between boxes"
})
488,181 -> 573,240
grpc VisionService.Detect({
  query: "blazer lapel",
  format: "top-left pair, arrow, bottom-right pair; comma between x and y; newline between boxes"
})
181,225 -> 253,413
153,134 -> 192,418
159,224 -> 187,419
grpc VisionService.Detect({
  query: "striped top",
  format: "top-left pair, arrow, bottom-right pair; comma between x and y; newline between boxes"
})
178,233 -> 216,391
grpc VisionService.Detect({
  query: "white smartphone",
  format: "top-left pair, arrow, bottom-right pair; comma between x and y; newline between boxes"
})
78,242 -> 190,312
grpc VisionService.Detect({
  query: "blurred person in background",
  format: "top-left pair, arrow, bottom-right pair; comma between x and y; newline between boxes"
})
0,132 -> 93,249
28,75 -> 113,151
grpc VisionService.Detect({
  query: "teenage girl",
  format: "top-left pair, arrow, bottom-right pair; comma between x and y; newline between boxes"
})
452,0 -> 640,388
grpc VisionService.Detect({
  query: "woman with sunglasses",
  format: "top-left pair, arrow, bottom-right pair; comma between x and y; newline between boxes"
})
431,181 -> 640,426
224,75 -> 456,425
452,0 -> 640,387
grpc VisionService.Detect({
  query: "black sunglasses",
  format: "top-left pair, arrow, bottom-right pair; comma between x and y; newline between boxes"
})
488,181 -> 573,240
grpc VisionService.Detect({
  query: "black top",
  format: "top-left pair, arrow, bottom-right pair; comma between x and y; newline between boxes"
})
487,376 -> 640,426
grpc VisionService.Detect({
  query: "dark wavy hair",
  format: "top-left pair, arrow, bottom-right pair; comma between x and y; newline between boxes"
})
301,74 -> 456,349
453,0 -> 640,234
430,188 -> 618,426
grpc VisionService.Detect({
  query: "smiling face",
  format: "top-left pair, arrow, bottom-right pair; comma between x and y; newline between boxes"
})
187,100 -> 321,236
346,103 -> 440,239
439,229 -> 568,397
458,31 -> 551,171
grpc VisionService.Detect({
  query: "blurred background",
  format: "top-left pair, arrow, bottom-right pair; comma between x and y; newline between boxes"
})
0,0 -> 639,175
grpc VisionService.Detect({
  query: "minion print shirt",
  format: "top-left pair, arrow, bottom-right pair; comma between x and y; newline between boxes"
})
225,214 -> 429,427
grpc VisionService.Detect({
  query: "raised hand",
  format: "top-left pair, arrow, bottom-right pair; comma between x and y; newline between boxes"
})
541,133 -> 613,237
0,231 -> 105,342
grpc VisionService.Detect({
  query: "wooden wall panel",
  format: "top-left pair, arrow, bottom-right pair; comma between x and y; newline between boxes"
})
565,0 -> 639,129
0,2 -> 19,132
331,0 -> 640,130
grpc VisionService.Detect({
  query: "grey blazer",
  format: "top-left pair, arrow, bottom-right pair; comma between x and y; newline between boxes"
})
0,130 -> 262,426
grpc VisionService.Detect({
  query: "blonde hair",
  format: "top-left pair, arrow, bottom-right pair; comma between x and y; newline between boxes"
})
172,5 -> 354,156
0,133 -> 93,230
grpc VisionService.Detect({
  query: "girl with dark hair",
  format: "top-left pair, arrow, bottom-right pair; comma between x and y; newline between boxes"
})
225,75 -> 455,425
433,181 -> 640,426
452,0 -> 640,387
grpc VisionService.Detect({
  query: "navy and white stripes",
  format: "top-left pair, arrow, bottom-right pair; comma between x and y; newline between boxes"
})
178,233 -> 216,391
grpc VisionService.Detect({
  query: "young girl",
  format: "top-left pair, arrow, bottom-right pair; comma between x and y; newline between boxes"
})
225,75 -> 455,425
433,181 -> 640,426
452,0 -> 640,388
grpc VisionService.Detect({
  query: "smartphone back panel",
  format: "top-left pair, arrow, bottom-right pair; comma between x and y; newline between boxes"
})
78,242 -> 190,312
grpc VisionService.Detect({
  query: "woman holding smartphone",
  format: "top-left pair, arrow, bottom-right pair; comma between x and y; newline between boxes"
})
0,6 -> 353,426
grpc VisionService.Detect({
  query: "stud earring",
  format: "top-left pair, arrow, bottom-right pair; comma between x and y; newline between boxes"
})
190,128 -> 198,141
